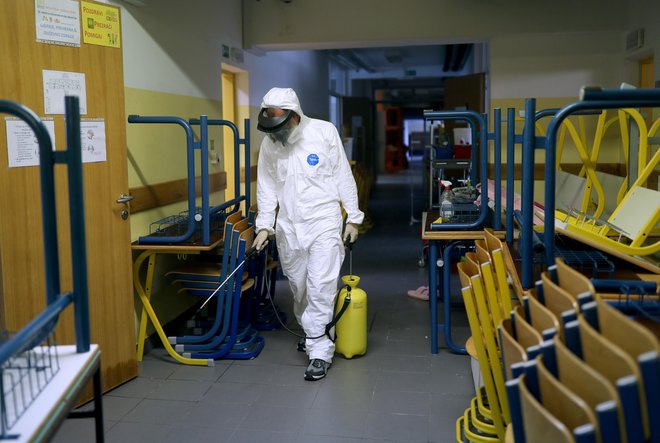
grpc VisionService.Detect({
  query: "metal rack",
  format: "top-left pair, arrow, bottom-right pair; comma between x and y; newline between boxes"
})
427,156 -> 471,210
0,330 -> 59,437
0,97 -> 103,442
148,207 -> 227,242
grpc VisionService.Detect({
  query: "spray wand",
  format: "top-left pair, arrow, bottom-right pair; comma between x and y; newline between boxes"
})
197,245 -> 259,312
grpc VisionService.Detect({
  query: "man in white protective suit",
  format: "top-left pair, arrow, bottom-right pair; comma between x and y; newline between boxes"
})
254,87 -> 364,381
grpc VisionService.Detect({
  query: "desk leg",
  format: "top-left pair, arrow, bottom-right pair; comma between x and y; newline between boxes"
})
134,251 -> 155,361
133,250 -> 210,366
443,241 -> 467,354
92,364 -> 104,442
429,241 -> 438,354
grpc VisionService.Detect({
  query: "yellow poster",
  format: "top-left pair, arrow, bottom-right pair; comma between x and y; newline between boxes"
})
80,1 -> 120,48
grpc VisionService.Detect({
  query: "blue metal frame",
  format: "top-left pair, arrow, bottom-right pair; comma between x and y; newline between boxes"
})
521,99 -> 537,289
512,102 -> 602,289
423,109 -> 511,354
189,117 -> 251,215
492,108 -> 502,230
502,102 -> 538,284
127,115 -> 199,244
427,240 -> 471,354
128,115 -> 251,245
0,97 -> 90,355
423,110 -> 489,230
506,108 -> 516,243
543,88 -> 660,266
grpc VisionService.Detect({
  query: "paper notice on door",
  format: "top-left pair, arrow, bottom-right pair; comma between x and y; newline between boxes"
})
5,117 -> 56,168
80,119 -> 106,163
35,0 -> 81,47
42,70 -> 87,115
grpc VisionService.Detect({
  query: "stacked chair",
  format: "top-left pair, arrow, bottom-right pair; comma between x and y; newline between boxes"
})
246,204 -> 285,331
165,210 -> 265,360
456,230 -> 660,443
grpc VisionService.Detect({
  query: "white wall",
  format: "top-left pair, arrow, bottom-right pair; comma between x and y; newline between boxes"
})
112,0 -> 330,116
243,0 -> 627,50
491,31 -> 625,99
626,0 -> 660,82
112,0 -> 242,99
243,0 -> 660,99
247,50 -> 330,119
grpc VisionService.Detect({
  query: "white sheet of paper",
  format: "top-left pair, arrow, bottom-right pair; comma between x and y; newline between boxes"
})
453,127 -> 472,145
6,118 -> 56,168
35,0 -> 81,47
42,70 -> 87,115
80,119 -> 106,163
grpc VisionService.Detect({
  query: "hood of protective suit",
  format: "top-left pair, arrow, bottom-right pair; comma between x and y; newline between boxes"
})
260,87 -> 306,119
260,87 -> 308,145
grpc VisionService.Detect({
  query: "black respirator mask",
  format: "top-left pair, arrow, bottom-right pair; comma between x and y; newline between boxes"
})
257,108 -> 297,144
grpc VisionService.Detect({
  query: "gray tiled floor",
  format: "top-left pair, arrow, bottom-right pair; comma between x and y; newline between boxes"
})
53,164 -> 475,442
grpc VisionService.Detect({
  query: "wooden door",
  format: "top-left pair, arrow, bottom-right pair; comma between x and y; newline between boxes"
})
443,72 -> 486,142
0,0 -> 137,391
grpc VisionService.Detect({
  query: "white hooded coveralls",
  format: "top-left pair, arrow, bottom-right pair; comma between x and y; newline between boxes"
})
255,88 -> 364,362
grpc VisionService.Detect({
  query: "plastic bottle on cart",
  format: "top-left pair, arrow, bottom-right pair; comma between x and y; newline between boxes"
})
440,180 -> 454,222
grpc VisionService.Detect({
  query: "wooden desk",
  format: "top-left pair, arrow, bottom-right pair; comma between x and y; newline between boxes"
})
422,212 -> 506,354
132,237 -> 223,366
554,222 -> 660,274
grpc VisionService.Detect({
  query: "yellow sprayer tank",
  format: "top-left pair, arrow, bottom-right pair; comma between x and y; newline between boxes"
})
335,275 -> 367,358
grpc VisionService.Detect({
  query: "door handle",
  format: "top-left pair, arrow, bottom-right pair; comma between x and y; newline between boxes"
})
116,194 -> 134,204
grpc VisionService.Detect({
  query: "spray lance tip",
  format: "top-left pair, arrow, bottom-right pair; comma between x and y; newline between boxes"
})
246,244 -> 259,258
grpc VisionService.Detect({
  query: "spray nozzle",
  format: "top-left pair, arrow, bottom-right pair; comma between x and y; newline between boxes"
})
246,245 -> 259,258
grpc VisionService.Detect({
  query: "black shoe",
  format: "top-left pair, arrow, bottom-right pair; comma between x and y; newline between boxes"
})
297,337 -> 306,352
304,359 -> 330,381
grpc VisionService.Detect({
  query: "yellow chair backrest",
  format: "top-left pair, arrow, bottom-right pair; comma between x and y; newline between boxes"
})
474,242 -> 511,325
554,337 -> 626,442
518,374 -> 574,443
526,293 -> 560,338
541,271 -> 578,318
461,284 -> 507,437
477,260 -> 504,331
554,258 -> 596,296
594,296 -> 660,359
490,248 -> 514,315
536,357 -> 598,440
239,226 -> 254,252
577,315 -> 649,439
512,305 -> 543,351
233,218 -> 249,234
499,318 -> 527,380
465,251 -> 480,272
484,228 -> 524,302
475,240 -> 491,264
226,211 -> 243,228
469,274 -> 510,425
457,261 -> 475,289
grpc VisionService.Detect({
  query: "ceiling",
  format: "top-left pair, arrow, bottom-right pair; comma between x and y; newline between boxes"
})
328,44 -> 475,108
328,45 -> 446,74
